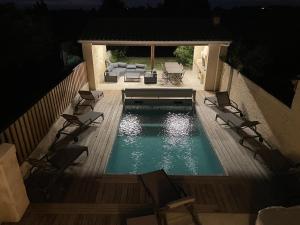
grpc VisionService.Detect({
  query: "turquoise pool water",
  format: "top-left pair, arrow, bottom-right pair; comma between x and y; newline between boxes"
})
106,109 -> 224,175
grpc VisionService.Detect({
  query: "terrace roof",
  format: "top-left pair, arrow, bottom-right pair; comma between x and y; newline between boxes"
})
78,18 -> 232,45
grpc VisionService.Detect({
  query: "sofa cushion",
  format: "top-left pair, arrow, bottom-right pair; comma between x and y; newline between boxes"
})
118,62 -> 127,68
136,64 -> 146,69
107,65 -> 113,71
111,63 -> 119,68
126,64 -> 136,69
136,68 -> 146,74
109,71 -> 119,76
114,68 -> 126,76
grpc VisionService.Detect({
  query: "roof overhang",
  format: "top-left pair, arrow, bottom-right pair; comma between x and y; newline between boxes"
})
78,40 -> 231,46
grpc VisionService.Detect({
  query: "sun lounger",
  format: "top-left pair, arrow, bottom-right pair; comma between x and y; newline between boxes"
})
204,91 -> 243,116
26,145 -> 88,199
139,169 -> 202,225
215,110 -> 263,143
75,90 -> 104,110
56,111 -> 104,141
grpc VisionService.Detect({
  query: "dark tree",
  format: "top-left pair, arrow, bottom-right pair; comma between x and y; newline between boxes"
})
100,0 -> 126,16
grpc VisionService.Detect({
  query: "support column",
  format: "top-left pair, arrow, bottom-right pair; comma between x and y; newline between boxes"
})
204,43 -> 222,91
82,42 -> 96,90
150,45 -> 155,70
92,45 -> 107,86
0,144 -> 29,222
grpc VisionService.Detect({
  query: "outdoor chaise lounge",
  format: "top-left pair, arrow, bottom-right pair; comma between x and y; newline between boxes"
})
26,144 -> 88,199
204,91 -> 243,116
139,169 -> 202,225
56,111 -> 104,141
75,90 -> 104,110
215,110 -> 263,143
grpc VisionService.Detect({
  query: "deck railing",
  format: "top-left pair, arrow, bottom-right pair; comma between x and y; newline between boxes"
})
0,62 -> 88,164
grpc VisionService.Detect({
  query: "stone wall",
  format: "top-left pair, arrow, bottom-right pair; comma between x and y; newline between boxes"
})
219,63 -> 300,160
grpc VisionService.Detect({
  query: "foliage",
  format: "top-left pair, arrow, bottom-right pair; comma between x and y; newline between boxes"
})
110,48 -> 127,62
173,46 -> 194,66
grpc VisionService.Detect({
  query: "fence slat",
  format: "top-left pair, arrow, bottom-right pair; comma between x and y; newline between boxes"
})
0,62 -> 87,164
9,124 -> 23,163
19,117 -> 32,155
23,112 -> 35,149
28,108 -> 41,144
0,132 -> 5,144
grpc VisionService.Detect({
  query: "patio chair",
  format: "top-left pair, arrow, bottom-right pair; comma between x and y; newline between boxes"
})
204,91 -> 243,116
75,90 -> 104,110
215,110 -> 264,144
26,144 -> 88,199
56,111 -> 104,141
139,169 -> 202,225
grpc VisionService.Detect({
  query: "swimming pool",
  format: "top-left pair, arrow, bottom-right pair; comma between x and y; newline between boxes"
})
106,109 -> 224,175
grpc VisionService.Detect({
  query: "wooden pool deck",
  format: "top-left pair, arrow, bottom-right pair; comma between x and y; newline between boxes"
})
55,90 -> 269,179
6,90 -> 280,225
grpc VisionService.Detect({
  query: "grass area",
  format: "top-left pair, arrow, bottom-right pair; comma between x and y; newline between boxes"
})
114,57 -> 192,70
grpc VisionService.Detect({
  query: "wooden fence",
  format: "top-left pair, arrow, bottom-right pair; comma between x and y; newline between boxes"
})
0,62 -> 88,164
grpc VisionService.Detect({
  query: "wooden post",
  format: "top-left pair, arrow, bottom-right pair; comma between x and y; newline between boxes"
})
150,45 -> 155,70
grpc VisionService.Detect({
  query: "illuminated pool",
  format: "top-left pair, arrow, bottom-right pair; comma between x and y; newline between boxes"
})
106,109 -> 224,175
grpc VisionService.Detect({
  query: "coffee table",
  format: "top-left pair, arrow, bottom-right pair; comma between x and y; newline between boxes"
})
124,72 -> 141,82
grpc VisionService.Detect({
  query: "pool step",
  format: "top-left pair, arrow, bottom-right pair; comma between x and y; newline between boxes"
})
97,174 -> 245,184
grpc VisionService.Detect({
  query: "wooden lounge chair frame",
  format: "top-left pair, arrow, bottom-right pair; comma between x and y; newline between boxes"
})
204,91 -> 243,116
139,169 -> 202,225
26,145 -> 88,199
215,111 -> 264,144
75,90 -> 104,110
56,111 -> 104,142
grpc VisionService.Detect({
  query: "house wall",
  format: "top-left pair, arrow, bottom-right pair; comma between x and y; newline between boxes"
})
193,46 -> 205,72
219,63 -> 300,160
92,45 -> 107,87
193,46 -> 207,85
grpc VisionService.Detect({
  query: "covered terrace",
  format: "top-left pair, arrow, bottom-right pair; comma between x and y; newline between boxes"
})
78,18 -> 231,91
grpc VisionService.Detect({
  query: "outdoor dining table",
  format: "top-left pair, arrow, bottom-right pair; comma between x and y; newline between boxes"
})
164,62 -> 184,83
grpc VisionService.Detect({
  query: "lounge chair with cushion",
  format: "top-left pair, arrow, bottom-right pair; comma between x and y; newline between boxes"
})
75,90 -> 104,110
204,91 -> 243,116
26,144 -> 88,199
215,110 -> 263,144
56,111 -> 104,141
139,169 -> 202,225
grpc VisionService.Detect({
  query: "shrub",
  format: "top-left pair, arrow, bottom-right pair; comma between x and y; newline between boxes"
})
110,48 -> 127,62
173,46 -> 194,66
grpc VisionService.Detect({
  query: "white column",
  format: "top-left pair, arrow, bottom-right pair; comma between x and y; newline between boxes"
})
0,144 -> 29,222
92,45 -> 107,87
204,43 -> 222,91
82,42 -> 96,90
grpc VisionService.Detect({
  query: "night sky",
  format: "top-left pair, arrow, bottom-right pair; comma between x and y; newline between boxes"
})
1,0 -> 300,9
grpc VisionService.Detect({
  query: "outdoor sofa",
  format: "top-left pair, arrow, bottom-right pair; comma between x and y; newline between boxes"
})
104,62 -> 146,82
